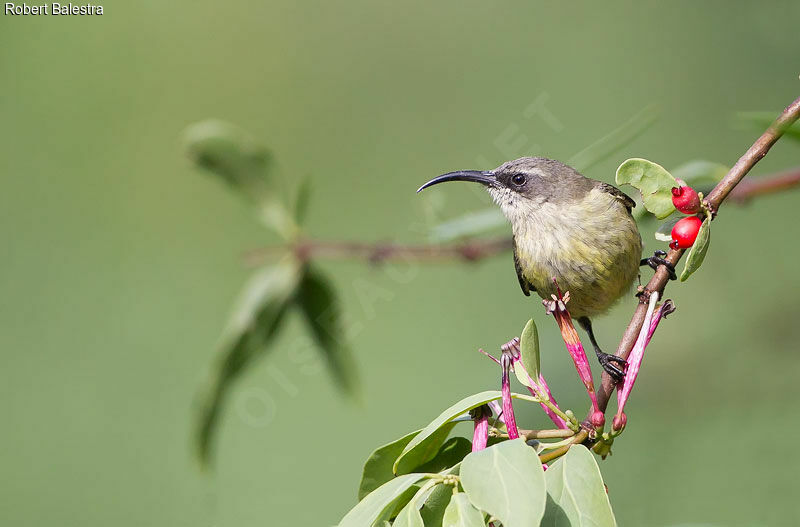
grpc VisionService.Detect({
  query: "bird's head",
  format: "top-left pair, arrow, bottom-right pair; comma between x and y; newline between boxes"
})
417,157 -> 591,223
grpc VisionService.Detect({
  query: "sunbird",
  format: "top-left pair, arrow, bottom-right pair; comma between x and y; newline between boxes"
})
418,157 -> 672,380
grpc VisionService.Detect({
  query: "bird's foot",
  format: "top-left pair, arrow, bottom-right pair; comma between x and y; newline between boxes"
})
641,250 -> 676,281
597,352 -> 626,382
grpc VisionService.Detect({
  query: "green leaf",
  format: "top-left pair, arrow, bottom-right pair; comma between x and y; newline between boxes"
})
654,213 -> 682,242
184,119 -> 273,203
394,391 -> 505,474
545,445 -> 616,526
194,262 -> 301,465
420,482 -> 454,527
679,216 -> 711,282
615,158 -> 678,219
460,438 -> 547,527
542,494 -> 572,526
518,318 -> 541,381
442,493 -> 486,527
338,474 -> 427,527
670,160 -> 728,192
295,265 -> 359,397
394,423 -> 458,476
358,430 -> 419,500
394,481 -> 439,527
414,437 -> 473,474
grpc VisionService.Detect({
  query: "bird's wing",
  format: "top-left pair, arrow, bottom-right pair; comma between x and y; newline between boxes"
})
512,237 -> 533,296
596,182 -> 636,212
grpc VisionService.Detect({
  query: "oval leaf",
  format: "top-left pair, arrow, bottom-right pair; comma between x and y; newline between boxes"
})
420,482 -> 454,527
442,493 -> 485,527
460,438 -> 547,527
615,158 -> 678,219
394,391 -> 503,474
545,445 -> 616,526
519,318 -> 541,380
394,481 -> 438,527
679,216 -> 711,281
358,430 -> 419,500
338,473 -> 426,527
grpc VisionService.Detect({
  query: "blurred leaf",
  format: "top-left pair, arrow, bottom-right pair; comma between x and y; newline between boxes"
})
670,160 -> 728,192
184,119 -> 273,203
294,175 -> 313,226
737,112 -> 800,142
420,482 -> 454,527
519,318 -> 541,380
194,261 -> 301,465
545,445 -> 616,526
394,391 -> 506,474
655,214 -> 682,242
442,493 -> 485,527
679,216 -> 711,282
338,473 -> 427,527
460,439 -> 547,527
430,208 -> 506,243
414,437 -> 472,475
569,104 -> 660,172
295,265 -> 359,397
615,158 -> 678,219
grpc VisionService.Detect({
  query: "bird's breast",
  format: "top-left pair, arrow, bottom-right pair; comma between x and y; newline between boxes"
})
512,191 -> 642,318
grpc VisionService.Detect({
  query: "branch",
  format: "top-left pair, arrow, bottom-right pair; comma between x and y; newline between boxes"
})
243,237 -> 513,266
594,94 -> 800,416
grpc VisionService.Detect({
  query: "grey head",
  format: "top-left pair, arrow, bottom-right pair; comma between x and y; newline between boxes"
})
417,157 -> 595,208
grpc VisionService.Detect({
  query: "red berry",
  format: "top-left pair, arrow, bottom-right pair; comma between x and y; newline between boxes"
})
671,180 -> 701,214
670,216 -> 703,249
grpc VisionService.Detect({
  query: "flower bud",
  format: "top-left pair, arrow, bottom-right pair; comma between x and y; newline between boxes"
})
671,180 -> 701,214
591,410 -> 605,428
612,412 -> 627,431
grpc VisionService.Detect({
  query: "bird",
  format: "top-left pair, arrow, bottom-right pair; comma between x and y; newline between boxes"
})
417,157 -> 671,380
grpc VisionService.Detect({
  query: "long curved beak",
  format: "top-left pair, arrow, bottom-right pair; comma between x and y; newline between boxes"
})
416,170 -> 496,193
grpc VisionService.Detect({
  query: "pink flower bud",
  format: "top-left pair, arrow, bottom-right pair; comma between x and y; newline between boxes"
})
612,412 -> 627,431
591,411 -> 605,428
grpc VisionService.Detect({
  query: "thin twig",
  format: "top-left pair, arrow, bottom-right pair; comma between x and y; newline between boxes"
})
539,429 -> 589,464
593,95 -> 800,417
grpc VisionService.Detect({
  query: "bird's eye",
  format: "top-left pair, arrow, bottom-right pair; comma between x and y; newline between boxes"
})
511,174 -> 526,186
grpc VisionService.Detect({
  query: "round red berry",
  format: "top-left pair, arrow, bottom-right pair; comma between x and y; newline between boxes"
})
671,180 -> 701,214
670,216 -> 703,249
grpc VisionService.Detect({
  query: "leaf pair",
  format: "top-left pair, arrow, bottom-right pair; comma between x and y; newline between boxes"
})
194,263 -> 358,465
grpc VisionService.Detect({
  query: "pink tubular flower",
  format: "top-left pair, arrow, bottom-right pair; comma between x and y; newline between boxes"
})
500,352 -> 520,439
470,405 -> 489,451
613,294 -> 675,430
544,283 -> 603,426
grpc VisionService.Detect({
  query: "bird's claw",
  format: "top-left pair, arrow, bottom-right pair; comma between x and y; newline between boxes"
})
641,250 -> 677,281
597,352 -> 626,382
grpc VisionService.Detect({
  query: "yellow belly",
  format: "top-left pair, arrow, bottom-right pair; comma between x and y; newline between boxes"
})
513,193 -> 642,318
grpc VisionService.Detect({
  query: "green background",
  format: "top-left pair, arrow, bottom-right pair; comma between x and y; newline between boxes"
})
2,1 -> 799,525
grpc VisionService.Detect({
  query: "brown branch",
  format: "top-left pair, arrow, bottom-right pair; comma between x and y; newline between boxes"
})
728,166 -> 800,203
593,94 -> 800,417
539,429 -> 589,464
243,237 -> 513,266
